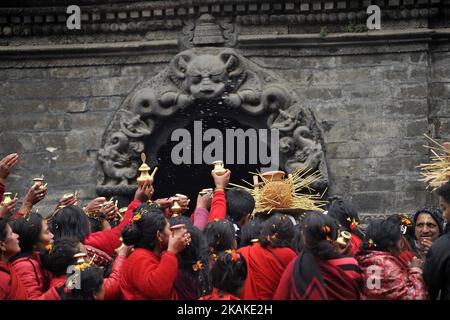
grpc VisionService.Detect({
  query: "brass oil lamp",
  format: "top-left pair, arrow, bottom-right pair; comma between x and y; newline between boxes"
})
137,153 -> 158,188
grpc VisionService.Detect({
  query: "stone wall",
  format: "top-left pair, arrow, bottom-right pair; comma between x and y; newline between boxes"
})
0,0 -> 449,218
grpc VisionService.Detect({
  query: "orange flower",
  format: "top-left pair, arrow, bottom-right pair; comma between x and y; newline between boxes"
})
323,225 -> 331,234
347,217 -> 359,230
45,244 -> 53,253
132,213 -> 142,222
401,217 -> 412,226
192,261 -> 204,272
225,250 -> 240,262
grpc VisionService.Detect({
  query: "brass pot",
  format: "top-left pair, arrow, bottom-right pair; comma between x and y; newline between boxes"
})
212,160 -> 227,176
1,192 -> 13,205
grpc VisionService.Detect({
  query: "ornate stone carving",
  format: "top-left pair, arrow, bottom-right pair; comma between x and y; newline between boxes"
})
0,1 -> 444,42
97,46 -> 328,196
179,14 -> 238,49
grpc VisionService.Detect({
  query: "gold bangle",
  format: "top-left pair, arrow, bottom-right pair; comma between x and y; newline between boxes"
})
214,188 -> 225,193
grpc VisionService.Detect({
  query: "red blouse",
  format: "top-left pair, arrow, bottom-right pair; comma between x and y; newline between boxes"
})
0,261 -> 28,300
238,243 -> 297,300
120,248 -> 179,300
84,199 -> 140,257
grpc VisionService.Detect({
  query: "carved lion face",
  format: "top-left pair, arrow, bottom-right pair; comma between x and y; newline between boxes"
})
185,55 -> 227,100
171,50 -> 242,101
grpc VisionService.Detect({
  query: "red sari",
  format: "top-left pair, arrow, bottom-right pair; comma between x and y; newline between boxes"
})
238,243 -> 297,300
274,251 -> 362,300
120,248 -> 179,300
0,261 -> 28,300
349,233 -> 363,257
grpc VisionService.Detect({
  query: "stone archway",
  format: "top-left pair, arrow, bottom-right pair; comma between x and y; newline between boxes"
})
96,46 -> 329,205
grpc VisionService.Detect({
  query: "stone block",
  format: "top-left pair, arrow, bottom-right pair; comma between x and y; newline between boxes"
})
88,96 -> 123,111
90,77 -> 141,96
48,99 -> 88,113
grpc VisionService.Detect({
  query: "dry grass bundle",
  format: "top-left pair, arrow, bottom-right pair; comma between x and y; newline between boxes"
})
418,134 -> 450,191
229,167 -> 327,215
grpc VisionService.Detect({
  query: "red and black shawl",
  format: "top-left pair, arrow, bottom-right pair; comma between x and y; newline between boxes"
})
275,250 -> 362,300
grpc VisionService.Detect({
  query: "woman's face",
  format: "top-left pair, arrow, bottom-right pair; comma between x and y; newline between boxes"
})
35,220 -> 54,250
0,224 -> 21,260
157,220 -> 171,250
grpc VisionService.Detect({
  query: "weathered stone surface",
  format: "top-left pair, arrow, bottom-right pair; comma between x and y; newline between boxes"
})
88,96 -> 124,111
90,77 -> 143,96
48,99 -> 88,113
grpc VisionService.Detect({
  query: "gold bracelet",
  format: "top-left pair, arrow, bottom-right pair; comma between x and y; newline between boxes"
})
214,188 -> 225,193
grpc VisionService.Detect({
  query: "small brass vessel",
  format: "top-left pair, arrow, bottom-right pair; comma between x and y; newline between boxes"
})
1,192 -> 13,206
170,197 -> 183,216
137,153 -> 158,188
32,177 -> 45,187
73,253 -> 87,264
175,194 -> 190,205
212,160 -> 227,176
199,188 -> 213,196
336,231 -> 352,248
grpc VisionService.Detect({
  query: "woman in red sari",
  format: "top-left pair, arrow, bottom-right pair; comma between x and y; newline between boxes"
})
10,212 -> 58,300
238,214 -> 297,300
0,217 -> 27,300
41,237 -> 128,300
120,203 -> 190,300
356,219 -> 428,300
274,212 -> 362,300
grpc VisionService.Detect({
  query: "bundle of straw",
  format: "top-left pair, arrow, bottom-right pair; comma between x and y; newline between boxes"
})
230,167 -> 327,215
418,134 -> 450,191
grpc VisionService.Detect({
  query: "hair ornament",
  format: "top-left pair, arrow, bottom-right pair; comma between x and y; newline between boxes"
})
192,260 -> 204,272
346,217 -> 359,230
224,250 -> 240,262
132,213 -> 142,222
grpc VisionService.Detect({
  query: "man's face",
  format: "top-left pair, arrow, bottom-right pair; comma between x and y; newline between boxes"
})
415,213 -> 440,243
439,196 -> 450,223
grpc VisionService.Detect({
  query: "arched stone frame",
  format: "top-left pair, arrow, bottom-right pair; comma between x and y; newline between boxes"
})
96,47 -> 329,200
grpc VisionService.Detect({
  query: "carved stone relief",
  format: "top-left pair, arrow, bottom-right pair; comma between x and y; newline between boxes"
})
97,45 -> 328,198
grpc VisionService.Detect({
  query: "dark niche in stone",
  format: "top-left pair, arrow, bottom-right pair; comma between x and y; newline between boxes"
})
148,101 -> 271,207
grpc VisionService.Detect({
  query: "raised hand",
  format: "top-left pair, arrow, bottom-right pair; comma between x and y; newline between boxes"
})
100,201 -> 119,221
0,196 -> 18,218
56,194 -> 78,208
196,191 -> 212,209
409,256 -> 424,269
84,197 -> 107,214
0,153 -> 19,181
134,180 -> 154,203
211,169 -> 231,190
154,198 -> 172,208
167,225 -> 191,254
18,183 -> 48,216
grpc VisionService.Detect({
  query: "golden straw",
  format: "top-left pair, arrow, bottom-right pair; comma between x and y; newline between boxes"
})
418,134 -> 450,190
230,167 -> 327,214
